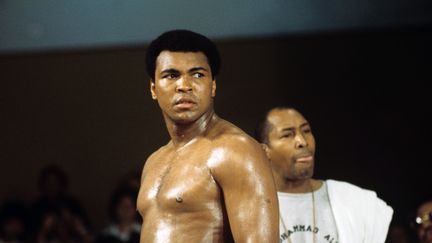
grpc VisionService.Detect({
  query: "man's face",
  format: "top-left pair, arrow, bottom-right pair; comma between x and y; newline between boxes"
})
150,51 -> 216,124
417,201 -> 432,243
266,109 -> 316,180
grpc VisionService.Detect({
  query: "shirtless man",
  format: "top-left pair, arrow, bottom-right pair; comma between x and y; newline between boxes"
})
137,30 -> 279,242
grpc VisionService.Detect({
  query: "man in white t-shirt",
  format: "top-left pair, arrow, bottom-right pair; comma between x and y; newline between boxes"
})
255,107 -> 393,243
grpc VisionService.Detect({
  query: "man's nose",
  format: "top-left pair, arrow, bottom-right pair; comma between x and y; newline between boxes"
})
295,134 -> 308,148
176,76 -> 193,93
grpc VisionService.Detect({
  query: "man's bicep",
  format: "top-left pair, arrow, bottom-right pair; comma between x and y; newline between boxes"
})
212,143 -> 279,242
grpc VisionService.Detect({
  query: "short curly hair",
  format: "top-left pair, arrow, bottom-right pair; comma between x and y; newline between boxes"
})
145,29 -> 221,81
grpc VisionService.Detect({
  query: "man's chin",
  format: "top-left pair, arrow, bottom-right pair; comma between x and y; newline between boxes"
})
171,113 -> 198,124
294,167 -> 314,180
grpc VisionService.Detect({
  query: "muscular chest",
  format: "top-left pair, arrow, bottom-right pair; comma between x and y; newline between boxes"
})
138,148 -> 220,214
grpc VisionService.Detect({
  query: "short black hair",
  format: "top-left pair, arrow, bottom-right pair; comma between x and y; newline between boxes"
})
145,29 -> 221,80
255,107 -> 295,145
255,110 -> 273,145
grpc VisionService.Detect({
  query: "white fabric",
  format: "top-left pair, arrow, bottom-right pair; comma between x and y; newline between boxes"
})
278,182 -> 339,243
326,179 -> 393,243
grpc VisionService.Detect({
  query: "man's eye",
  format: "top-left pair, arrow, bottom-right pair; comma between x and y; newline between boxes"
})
281,133 -> 293,138
163,73 -> 177,79
192,73 -> 204,78
303,128 -> 311,133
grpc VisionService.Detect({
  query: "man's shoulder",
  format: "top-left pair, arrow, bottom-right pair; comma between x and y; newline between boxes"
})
325,179 -> 392,210
206,119 -> 267,167
212,131 -> 262,157
326,179 -> 365,190
143,143 -> 172,168
148,143 -> 170,157
210,118 -> 259,147
326,179 -> 376,197
206,120 -> 273,188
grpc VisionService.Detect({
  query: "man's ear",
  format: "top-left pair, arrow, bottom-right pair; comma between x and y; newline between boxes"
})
211,80 -> 216,97
261,143 -> 271,160
150,80 -> 157,100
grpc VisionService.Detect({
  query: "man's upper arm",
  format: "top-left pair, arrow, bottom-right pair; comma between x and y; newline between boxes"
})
210,136 -> 279,243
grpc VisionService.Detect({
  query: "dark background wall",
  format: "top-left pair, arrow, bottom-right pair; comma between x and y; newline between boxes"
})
1,27 -> 431,230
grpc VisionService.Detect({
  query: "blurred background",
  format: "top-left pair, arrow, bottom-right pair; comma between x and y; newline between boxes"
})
1,0 -> 431,242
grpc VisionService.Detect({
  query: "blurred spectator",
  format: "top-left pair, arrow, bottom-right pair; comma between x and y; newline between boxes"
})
95,187 -> 140,243
29,165 -> 93,242
412,197 -> 432,243
0,200 -> 29,243
35,200 -> 93,243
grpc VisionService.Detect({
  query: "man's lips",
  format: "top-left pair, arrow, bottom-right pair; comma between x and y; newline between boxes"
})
174,97 -> 197,109
296,155 -> 313,162
294,153 -> 313,162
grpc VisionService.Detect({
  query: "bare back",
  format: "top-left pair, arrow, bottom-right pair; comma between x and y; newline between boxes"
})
137,119 -> 279,242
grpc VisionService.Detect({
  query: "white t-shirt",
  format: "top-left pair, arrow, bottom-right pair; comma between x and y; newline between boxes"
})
278,181 -> 339,243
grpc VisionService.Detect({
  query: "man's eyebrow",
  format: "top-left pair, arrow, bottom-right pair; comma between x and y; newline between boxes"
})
281,127 -> 295,132
160,68 -> 180,74
280,123 -> 309,132
189,67 -> 209,73
300,122 -> 310,128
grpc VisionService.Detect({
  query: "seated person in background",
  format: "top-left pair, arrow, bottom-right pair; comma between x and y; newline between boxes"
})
0,200 -> 29,243
34,200 -> 93,243
411,197 -> 432,243
95,187 -> 140,243
30,165 -> 92,243
255,106 -> 393,243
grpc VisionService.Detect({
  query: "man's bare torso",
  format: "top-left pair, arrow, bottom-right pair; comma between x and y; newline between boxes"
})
137,120 -> 238,242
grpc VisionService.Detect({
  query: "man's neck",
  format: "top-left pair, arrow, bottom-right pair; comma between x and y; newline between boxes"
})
166,110 -> 217,147
276,175 -> 321,193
